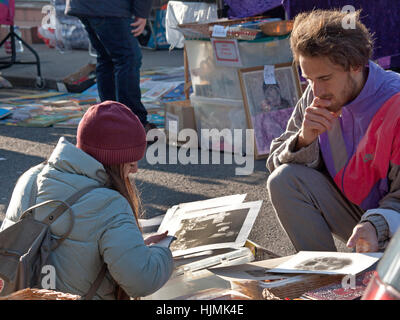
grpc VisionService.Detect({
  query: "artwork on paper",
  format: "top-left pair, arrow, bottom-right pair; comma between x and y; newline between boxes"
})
239,63 -> 302,159
159,200 -> 262,257
268,251 -> 382,275
170,209 -> 247,250
158,194 -> 247,234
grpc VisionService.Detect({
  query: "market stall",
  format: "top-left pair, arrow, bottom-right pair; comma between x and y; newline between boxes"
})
165,0 -> 400,159
167,5 -> 297,159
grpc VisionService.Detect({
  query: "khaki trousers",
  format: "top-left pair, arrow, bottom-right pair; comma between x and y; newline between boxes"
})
267,164 -> 364,251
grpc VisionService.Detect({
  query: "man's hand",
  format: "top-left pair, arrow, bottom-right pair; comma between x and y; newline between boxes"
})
296,97 -> 339,150
347,222 -> 379,253
131,17 -> 147,37
144,231 -> 168,245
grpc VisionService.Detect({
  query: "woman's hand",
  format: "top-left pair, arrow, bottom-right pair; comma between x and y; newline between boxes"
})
144,231 -> 169,245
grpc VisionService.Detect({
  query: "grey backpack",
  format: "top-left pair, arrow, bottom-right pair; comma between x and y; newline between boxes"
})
0,179 -> 106,299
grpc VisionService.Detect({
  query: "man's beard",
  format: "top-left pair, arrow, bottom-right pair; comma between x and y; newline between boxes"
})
326,75 -> 359,113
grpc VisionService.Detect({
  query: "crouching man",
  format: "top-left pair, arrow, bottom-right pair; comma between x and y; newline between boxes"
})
267,9 -> 400,253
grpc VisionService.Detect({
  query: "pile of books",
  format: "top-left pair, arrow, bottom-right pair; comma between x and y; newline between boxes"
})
0,66 -> 189,129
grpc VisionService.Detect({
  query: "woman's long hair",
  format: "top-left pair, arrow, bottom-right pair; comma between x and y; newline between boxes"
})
103,164 -> 143,231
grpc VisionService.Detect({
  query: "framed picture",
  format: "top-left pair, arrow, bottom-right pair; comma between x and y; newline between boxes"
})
238,63 -> 302,159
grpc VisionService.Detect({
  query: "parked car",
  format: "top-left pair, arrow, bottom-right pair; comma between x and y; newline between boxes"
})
362,228 -> 400,300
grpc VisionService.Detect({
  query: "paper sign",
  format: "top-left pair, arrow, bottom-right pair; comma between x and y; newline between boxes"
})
212,25 -> 228,38
211,39 -> 242,67
263,65 -> 276,84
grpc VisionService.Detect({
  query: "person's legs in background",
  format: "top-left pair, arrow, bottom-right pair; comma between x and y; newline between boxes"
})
79,17 -> 149,127
79,17 -> 116,102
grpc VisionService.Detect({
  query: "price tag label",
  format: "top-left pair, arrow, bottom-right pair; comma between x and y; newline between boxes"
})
212,25 -> 228,38
264,65 -> 277,84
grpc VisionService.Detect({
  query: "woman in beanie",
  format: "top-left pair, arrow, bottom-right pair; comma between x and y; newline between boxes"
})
1,101 -> 174,299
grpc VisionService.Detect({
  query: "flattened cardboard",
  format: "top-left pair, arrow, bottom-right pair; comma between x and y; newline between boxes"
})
164,99 -> 196,141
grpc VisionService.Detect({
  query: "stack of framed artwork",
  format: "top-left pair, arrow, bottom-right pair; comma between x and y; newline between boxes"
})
184,37 -> 298,158
183,36 -> 304,159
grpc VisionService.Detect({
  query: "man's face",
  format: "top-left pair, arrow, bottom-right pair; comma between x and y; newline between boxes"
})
299,55 -> 362,112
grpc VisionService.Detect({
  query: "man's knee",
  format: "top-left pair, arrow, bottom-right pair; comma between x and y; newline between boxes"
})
267,164 -> 312,200
267,164 -> 298,197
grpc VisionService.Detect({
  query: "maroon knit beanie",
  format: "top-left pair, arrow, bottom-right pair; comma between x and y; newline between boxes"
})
76,101 -> 147,165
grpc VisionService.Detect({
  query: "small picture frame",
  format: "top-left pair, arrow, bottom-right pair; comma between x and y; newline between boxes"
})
238,63 -> 302,159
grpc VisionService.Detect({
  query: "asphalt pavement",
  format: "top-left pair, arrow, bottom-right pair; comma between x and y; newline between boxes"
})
0,45 -> 350,257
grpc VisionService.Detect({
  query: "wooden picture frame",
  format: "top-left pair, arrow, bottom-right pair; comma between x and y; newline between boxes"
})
238,63 -> 302,160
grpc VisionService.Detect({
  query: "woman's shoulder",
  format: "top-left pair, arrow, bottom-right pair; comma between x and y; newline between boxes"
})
83,186 -> 130,209
80,187 -> 139,237
2,162 -> 47,225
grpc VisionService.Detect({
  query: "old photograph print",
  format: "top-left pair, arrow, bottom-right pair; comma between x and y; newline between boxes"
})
170,208 -> 249,252
294,257 -> 353,272
269,251 -> 382,275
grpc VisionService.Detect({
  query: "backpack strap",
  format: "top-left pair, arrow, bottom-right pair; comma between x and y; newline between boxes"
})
21,185 -> 100,250
48,185 -> 100,250
81,263 -> 108,300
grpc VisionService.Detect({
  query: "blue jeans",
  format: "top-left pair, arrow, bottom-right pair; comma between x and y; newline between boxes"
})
79,17 -> 148,125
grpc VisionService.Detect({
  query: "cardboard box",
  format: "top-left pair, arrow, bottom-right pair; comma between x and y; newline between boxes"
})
62,63 -> 96,93
164,99 -> 197,143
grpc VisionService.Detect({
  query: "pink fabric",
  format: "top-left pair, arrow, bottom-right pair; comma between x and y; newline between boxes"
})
252,107 -> 294,155
0,0 -> 15,26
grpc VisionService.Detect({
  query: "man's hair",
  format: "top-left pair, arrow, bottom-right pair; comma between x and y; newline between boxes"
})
290,9 -> 374,71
